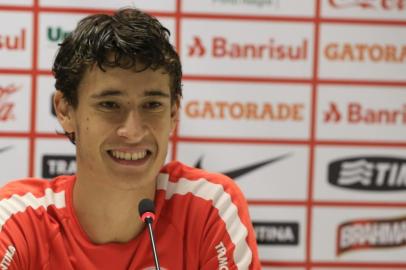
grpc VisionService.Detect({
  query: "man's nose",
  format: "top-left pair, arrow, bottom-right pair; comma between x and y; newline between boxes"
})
116,110 -> 147,141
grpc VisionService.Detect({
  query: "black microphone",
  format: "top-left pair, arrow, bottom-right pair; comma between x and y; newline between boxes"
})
138,198 -> 160,270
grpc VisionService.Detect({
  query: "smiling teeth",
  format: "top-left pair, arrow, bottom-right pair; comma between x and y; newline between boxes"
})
111,150 -> 147,161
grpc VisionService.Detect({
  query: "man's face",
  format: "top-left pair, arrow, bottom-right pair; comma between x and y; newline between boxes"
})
57,65 -> 178,189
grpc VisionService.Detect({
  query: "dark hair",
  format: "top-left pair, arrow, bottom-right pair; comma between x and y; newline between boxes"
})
52,8 -> 182,107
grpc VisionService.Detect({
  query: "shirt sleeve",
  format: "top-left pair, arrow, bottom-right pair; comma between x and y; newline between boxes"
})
198,175 -> 261,270
0,208 -> 29,270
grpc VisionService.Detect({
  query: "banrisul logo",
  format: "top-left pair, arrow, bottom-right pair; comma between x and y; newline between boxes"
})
328,157 -> 406,191
337,215 -> 406,255
47,26 -> 70,43
42,155 -> 76,178
253,221 -> 299,245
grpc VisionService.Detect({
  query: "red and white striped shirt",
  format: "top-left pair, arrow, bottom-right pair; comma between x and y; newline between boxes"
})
0,161 -> 260,269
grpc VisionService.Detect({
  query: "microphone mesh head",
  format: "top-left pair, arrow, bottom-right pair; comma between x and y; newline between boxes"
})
138,198 -> 155,217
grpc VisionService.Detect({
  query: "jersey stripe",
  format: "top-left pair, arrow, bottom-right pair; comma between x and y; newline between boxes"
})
0,188 -> 66,231
157,174 -> 252,269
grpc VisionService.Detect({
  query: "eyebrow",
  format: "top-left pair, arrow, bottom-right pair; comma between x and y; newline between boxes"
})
90,89 -> 170,99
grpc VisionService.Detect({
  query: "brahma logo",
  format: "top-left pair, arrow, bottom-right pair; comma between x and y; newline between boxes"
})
324,42 -> 406,63
323,102 -> 406,125
0,84 -> 20,122
188,36 -> 308,61
185,100 -> 304,122
42,155 -> 76,178
328,157 -> 406,191
0,29 -> 26,51
253,221 -> 299,245
337,215 -> 406,255
329,0 -> 405,10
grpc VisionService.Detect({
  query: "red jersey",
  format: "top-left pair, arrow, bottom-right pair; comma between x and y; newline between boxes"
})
0,161 -> 260,269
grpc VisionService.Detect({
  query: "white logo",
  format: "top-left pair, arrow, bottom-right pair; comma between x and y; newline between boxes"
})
215,241 -> 229,270
0,245 -> 16,270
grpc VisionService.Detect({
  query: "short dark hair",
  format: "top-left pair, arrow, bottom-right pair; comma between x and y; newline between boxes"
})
52,8 -> 182,107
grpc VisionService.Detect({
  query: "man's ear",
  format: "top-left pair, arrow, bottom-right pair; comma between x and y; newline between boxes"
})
170,99 -> 180,133
53,90 -> 75,133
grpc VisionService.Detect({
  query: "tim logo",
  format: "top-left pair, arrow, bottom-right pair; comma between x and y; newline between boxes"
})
328,157 -> 406,191
329,0 -> 405,10
0,84 -> 20,122
253,221 -> 299,245
337,215 -> 406,255
42,155 -> 76,178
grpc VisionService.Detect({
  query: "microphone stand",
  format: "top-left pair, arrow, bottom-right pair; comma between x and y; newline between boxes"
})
145,216 -> 160,270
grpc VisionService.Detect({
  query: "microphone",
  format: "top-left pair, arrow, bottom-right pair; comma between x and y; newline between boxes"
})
138,199 -> 160,270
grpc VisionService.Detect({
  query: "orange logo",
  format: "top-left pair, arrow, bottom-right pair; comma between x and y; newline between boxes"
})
185,100 -> 304,121
324,42 -> 406,63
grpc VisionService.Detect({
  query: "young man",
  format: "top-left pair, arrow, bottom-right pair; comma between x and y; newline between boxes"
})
0,8 -> 260,269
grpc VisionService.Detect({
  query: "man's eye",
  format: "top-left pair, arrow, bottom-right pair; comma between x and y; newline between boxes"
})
144,101 -> 163,110
99,101 -> 119,109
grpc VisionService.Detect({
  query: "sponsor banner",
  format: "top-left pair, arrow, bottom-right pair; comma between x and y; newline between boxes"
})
38,0 -> 176,12
36,75 -> 64,133
179,81 -> 311,139
0,0 -> 32,5
262,268 -> 304,270
176,142 -> 309,200
38,14 -> 176,71
0,11 -> 32,69
157,17 -> 176,48
182,19 -> 313,77
314,146 -> 406,202
317,85 -> 406,141
321,0 -> 406,20
315,269 -> 403,270
35,138 -> 76,178
0,138 -> 29,184
0,75 -> 31,132
182,0 -> 315,17
319,24 -> 406,81
38,13 -> 89,70
312,207 -> 406,262
249,205 -> 306,261
35,138 -> 172,178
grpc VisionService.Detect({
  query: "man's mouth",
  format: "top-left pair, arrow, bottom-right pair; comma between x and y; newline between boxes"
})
108,150 -> 150,161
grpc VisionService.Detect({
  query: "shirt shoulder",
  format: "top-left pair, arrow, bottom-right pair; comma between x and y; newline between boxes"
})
157,161 -> 261,269
0,175 -> 74,200
160,161 -> 241,191
0,175 -> 73,230
0,176 -> 75,269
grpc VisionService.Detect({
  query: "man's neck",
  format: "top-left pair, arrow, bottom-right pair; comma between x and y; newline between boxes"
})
72,175 -> 156,244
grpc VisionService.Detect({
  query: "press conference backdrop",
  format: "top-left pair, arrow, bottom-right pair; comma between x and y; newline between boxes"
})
0,0 -> 405,269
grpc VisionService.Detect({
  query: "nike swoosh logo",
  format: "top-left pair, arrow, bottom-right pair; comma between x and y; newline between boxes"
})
0,146 -> 13,154
195,153 -> 291,180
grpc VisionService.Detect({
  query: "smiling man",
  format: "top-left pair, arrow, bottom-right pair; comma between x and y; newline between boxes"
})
0,8 -> 260,270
